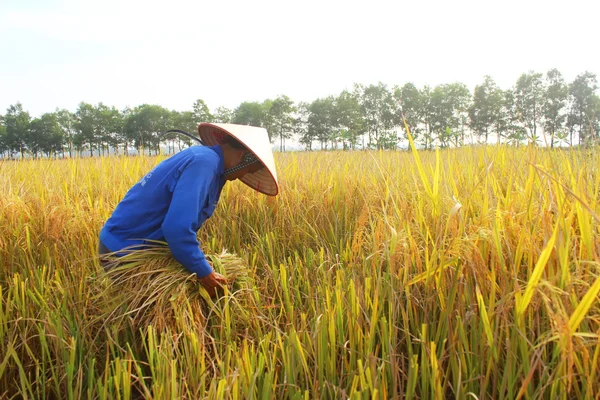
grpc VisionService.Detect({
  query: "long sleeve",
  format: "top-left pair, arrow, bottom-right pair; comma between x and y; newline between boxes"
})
161,153 -> 217,278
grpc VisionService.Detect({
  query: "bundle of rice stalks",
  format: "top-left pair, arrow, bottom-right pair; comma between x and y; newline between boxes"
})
97,243 -> 256,335
207,251 -> 254,291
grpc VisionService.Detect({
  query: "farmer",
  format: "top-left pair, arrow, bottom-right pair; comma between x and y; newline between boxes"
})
98,123 -> 279,296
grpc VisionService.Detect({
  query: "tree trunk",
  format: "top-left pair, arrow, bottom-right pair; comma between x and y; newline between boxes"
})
569,127 -> 573,146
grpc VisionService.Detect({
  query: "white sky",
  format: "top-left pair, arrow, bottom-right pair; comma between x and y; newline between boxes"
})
1,0 -> 599,118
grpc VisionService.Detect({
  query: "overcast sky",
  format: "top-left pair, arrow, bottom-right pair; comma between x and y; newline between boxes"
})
1,0 -> 598,118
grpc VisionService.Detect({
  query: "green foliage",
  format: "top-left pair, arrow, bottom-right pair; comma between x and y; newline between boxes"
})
74,102 -> 99,156
355,82 -> 395,149
0,115 -> 7,155
428,82 -> 471,147
28,112 -> 63,157
514,71 -> 544,142
394,82 -> 424,143
307,96 -> 336,150
165,110 -> 196,153
233,101 -> 269,131
192,99 -> 213,123
568,71 -> 599,145
71,102 -> 126,156
124,104 -> 171,155
3,102 -> 31,157
498,89 -> 527,145
2,69 -> 600,155
469,75 -> 504,143
267,95 -> 296,151
542,69 -> 568,147
293,102 -> 310,150
96,103 -> 124,154
212,106 -> 234,123
56,109 -> 77,157
335,90 -> 364,150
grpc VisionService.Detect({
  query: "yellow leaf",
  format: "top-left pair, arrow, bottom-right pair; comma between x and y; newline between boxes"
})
569,273 -> 600,332
517,220 -> 560,316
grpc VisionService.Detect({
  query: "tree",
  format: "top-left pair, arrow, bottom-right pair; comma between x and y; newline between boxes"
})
28,113 -> 63,158
355,83 -> 396,149
233,101 -> 269,132
124,105 -> 171,155
95,103 -> 124,155
427,83 -> 471,148
334,90 -> 364,150
428,86 -> 452,147
445,82 -> 471,147
212,106 -> 234,123
75,102 -> 99,157
541,69 -> 568,148
514,71 -> 544,143
419,86 -> 436,150
469,76 -> 503,144
393,83 -> 424,144
293,102 -> 311,150
591,96 -> 600,142
268,95 -> 296,151
56,109 -> 77,157
192,99 -> 213,123
307,97 -> 336,150
28,116 -> 46,157
499,90 -> 527,145
0,116 -> 7,158
568,71 -> 599,145
166,110 -> 195,153
4,103 -> 31,158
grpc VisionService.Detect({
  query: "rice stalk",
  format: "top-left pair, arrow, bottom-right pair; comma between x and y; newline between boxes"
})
96,244 -> 255,335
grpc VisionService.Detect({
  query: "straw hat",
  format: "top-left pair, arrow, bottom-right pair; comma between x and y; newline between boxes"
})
198,122 -> 279,196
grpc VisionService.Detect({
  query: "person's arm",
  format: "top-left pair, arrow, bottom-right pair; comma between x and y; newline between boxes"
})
161,153 -> 227,295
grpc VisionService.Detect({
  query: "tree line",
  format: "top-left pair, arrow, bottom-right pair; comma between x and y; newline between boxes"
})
1,69 -> 598,159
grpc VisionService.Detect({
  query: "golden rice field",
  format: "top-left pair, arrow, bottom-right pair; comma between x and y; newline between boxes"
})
1,145 -> 599,399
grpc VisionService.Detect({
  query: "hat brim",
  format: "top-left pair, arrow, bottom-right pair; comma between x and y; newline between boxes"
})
198,123 -> 279,196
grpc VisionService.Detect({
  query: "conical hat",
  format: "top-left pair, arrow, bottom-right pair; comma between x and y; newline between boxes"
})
198,122 -> 279,196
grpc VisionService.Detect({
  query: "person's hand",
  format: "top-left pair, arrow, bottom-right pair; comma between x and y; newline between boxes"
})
198,271 -> 227,297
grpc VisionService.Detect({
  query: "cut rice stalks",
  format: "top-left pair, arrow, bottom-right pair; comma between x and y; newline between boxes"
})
96,243 -> 256,336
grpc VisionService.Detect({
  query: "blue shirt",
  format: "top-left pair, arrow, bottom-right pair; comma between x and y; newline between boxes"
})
99,145 -> 226,278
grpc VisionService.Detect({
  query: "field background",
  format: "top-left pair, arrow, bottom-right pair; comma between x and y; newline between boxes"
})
1,146 -> 599,399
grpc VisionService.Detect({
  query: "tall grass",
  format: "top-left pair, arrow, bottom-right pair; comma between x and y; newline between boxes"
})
0,145 -> 599,399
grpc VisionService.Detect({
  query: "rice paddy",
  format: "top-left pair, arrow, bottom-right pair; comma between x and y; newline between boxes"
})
0,145 -> 599,399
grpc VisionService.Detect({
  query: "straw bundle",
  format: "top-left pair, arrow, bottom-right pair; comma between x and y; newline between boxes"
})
99,244 -> 255,334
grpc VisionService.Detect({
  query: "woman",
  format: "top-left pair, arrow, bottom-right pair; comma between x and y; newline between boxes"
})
98,123 -> 279,296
